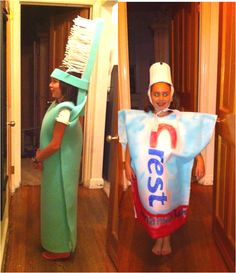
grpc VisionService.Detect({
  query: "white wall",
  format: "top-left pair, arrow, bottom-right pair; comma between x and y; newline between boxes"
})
82,1 -> 118,188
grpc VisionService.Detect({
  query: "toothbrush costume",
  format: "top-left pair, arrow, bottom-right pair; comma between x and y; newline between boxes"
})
40,16 -> 103,252
118,63 -> 217,239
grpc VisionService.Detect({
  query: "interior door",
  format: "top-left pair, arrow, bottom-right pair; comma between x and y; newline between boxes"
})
171,2 -> 199,111
1,0 -> 9,219
106,65 -> 123,270
1,2 -> 14,263
213,2 -> 235,271
1,0 -> 13,215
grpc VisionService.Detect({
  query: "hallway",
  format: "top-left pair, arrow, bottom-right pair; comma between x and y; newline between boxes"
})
3,185 -> 115,272
119,182 -> 229,272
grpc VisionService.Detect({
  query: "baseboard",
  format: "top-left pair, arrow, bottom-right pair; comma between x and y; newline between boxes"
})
88,178 -> 104,189
198,174 -> 214,185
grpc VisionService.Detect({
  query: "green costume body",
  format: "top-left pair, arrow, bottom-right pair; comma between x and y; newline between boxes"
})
40,101 -> 82,252
39,15 -> 104,253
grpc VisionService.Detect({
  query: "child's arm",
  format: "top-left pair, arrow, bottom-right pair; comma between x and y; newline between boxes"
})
33,121 -> 67,170
195,153 -> 205,180
125,145 -> 136,181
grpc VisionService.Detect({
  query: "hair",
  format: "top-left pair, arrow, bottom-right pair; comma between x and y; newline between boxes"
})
57,66 -> 82,105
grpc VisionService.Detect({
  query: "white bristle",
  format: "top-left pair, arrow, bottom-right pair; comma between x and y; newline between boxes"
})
62,16 -> 97,74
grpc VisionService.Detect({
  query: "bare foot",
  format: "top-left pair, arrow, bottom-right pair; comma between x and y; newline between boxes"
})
152,238 -> 163,255
161,236 -> 172,256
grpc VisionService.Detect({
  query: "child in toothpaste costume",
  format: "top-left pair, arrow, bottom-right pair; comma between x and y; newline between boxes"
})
118,62 -> 217,256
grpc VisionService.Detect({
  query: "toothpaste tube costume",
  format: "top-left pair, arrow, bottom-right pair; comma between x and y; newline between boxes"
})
40,16 -> 103,252
118,63 -> 217,239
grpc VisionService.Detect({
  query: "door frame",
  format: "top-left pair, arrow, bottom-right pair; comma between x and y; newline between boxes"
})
198,2 -> 219,185
120,2 -> 219,186
1,2 -> 10,269
8,0 -> 116,192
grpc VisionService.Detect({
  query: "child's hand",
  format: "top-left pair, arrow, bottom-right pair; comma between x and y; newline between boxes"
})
195,154 -> 205,180
32,160 -> 43,171
36,162 -> 43,171
125,163 -> 136,181
36,148 -> 41,157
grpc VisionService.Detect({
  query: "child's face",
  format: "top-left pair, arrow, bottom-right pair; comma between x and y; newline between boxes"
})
150,82 -> 172,113
49,78 -> 64,102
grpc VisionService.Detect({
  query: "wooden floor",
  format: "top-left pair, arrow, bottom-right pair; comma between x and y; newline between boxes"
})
2,174 -> 230,272
119,182 -> 229,272
3,185 -> 115,272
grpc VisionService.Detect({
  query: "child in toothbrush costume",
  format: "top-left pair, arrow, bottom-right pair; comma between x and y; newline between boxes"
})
33,16 -> 104,260
118,62 -> 217,256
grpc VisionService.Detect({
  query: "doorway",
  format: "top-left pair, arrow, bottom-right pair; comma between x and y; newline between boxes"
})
127,1 -> 199,177
127,2 -> 198,112
118,2 -> 228,271
20,5 -> 88,185
102,66 -> 116,197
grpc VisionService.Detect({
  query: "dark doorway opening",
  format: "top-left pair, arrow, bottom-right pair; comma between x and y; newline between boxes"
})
127,2 -> 199,112
21,5 -> 84,158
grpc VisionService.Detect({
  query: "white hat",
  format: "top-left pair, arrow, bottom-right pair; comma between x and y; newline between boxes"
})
148,62 -> 174,96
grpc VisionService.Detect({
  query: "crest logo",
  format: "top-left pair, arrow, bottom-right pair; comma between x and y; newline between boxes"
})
147,123 -> 177,207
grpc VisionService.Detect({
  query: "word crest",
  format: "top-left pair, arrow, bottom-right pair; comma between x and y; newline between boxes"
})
147,123 -> 177,207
